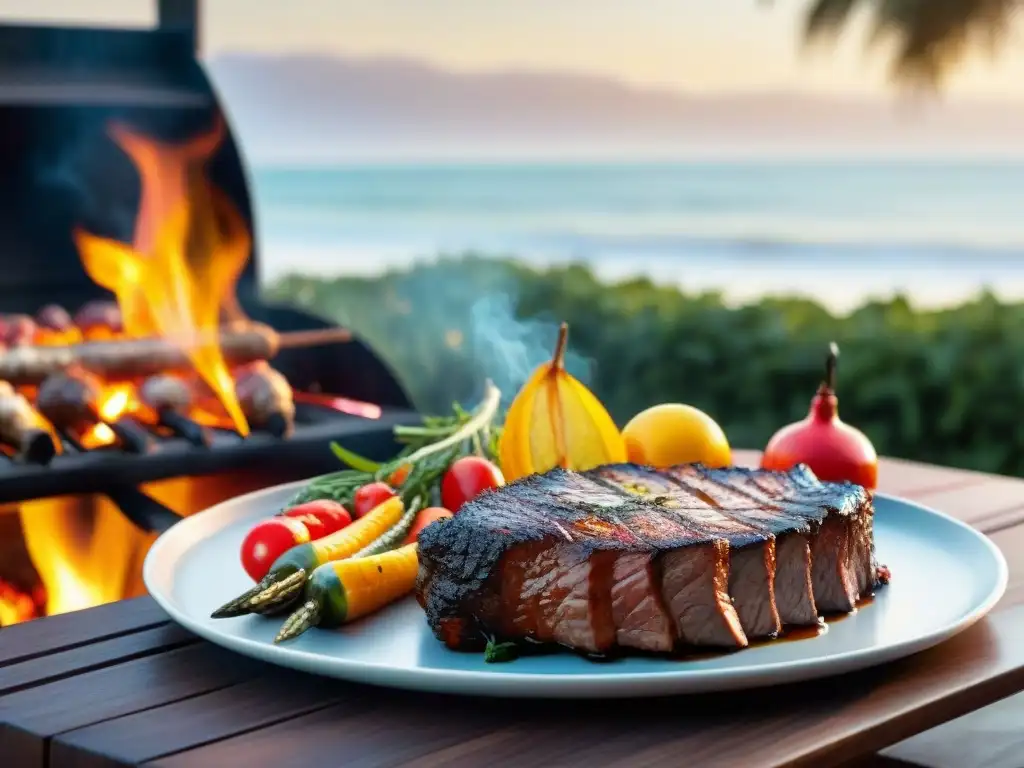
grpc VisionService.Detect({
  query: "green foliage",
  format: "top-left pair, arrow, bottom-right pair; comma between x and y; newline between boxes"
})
267,256 -> 1024,477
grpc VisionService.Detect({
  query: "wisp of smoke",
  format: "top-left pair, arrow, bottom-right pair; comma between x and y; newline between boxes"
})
468,293 -> 591,406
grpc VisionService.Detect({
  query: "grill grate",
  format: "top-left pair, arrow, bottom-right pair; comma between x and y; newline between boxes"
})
0,402 -> 418,505
0,8 -> 420,529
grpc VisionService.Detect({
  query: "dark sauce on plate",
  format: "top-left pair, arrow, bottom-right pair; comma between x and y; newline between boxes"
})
489,594 -> 878,664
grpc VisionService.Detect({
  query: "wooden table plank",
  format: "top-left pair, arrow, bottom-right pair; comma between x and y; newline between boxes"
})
0,622 -> 195,696
0,596 -> 169,668
0,643 -> 263,768
881,523 -> 1024,768
10,454 -> 1024,768
733,449 -> 1024,530
732,450 -> 999,499
899,478 -> 1024,531
141,607 -> 1024,768
50,672 -> 347,768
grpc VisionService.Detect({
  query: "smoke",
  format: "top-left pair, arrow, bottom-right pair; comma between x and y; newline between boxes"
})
468,292 -> 591,406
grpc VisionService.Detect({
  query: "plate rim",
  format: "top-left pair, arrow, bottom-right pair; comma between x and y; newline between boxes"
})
143,480 -> 1009,697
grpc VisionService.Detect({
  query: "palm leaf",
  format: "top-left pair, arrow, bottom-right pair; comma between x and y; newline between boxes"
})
801,0 -> 1020,86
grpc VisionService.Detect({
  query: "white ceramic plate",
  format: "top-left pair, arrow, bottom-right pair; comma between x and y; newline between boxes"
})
144,482 -> 1007,699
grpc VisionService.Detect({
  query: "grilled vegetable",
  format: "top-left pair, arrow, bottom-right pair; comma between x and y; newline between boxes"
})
211,495 -> 406,618
441,456 -> 505,512
402,507 -> 453,545
352,499 -> 421,557
499,322 -> 626,480
352,482 -> 396,519
240,517 -> 311,582
280,500 -> 352,539
275,543 -> 419,643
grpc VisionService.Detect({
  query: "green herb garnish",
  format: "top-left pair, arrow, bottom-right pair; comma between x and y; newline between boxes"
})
484,639 -> 520,663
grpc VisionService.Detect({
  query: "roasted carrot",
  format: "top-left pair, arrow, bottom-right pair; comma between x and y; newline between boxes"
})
210,496 -> 406,618
275,542 -> 419,643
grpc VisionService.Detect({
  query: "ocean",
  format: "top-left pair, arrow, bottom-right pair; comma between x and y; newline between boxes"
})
250,160 -> 1024,314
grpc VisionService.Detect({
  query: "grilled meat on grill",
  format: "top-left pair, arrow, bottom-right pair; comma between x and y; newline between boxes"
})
234,362 -> 295,436
416,462 -> 881,656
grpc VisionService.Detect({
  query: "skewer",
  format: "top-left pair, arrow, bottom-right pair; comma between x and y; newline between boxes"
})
0,323 -> 353,385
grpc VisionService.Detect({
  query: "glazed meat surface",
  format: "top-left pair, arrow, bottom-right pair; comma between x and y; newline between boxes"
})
416,463 -> 881,656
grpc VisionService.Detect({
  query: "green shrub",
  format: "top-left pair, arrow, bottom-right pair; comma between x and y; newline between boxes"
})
267,256 -> 1024,477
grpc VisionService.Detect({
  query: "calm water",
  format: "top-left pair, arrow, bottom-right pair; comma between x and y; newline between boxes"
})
250,160 -> 1024,312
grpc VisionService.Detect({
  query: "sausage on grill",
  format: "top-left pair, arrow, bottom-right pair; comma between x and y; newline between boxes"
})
0,381 -> 59,463
0,323 -> 349,385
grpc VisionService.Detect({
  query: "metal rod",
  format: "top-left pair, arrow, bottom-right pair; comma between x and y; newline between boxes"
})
104,484 -> 182,534
20,428 -> 58,465
159,408 -> 213,447
108,417 -> 154,455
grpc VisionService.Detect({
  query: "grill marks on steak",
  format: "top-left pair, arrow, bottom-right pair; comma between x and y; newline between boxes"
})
698,465 -> 875,615
415,463 -> 878,656
592,464 -> 779,640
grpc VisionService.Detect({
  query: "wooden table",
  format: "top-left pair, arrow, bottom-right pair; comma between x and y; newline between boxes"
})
3,451 -> 1024,768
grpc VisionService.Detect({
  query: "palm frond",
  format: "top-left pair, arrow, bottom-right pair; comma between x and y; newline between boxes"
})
800,0 -> 1021,87
804,0 -> 861,41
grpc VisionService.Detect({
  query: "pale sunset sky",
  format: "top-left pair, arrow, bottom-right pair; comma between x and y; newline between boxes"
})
3,0 -> 1023,101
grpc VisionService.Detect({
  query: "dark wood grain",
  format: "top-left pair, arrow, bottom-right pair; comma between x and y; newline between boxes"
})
0,622 -> 195,696
733,450 -> 993,500
0,596 -> 170,668
880,524 -> 1024,768
50,671 -> 346,768
8,455 -> 1024,768
0,643 -> 262,767
901,477 -> 1024,530
143,607 -> 1024,768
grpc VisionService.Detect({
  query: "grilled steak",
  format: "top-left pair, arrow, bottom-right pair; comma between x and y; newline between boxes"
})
416,462 -> 882,656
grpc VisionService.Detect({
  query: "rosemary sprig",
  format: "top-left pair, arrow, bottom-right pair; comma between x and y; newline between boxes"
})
288,381 -> 503,509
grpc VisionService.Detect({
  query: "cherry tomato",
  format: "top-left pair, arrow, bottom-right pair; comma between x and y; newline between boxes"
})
280,500 -> 352,539
441,456 -> 505,512
402,507 -> 454,545
387,464 -> 411,487
240,517 -> 310,582
352,482 -> 397,519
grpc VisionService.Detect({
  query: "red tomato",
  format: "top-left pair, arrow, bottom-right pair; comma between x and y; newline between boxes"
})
402,507 -> 454,545
387,464 -> 411,487
441,456 -> 505,512
352,482 -> 397,518
281,500 -> 352,539
240,517 -> 310,582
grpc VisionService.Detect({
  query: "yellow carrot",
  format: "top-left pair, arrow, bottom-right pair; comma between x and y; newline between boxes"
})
275,543 -> 419,642
211,496 -> 406,618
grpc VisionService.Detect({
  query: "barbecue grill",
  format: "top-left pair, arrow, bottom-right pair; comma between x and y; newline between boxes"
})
0,3 -> 418,529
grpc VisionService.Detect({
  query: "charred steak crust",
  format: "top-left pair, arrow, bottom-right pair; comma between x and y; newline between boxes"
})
415,463 -> 883,655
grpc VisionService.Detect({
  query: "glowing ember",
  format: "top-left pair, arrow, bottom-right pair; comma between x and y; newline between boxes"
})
80,383 -> 138,449
73,119 -> 252,435
0,579 -> 39,626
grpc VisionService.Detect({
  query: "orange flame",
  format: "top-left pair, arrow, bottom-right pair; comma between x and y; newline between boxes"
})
80,383 -> 138,449
0,579 -> 39,626
73,119 -> 251,435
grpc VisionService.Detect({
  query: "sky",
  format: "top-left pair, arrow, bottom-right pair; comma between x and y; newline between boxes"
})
2,0 -> 1023,101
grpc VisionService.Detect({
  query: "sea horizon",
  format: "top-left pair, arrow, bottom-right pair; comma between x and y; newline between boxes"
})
249,158 -> 1024,314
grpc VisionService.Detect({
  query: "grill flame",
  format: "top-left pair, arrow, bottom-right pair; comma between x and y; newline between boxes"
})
73,119 -> 251,435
